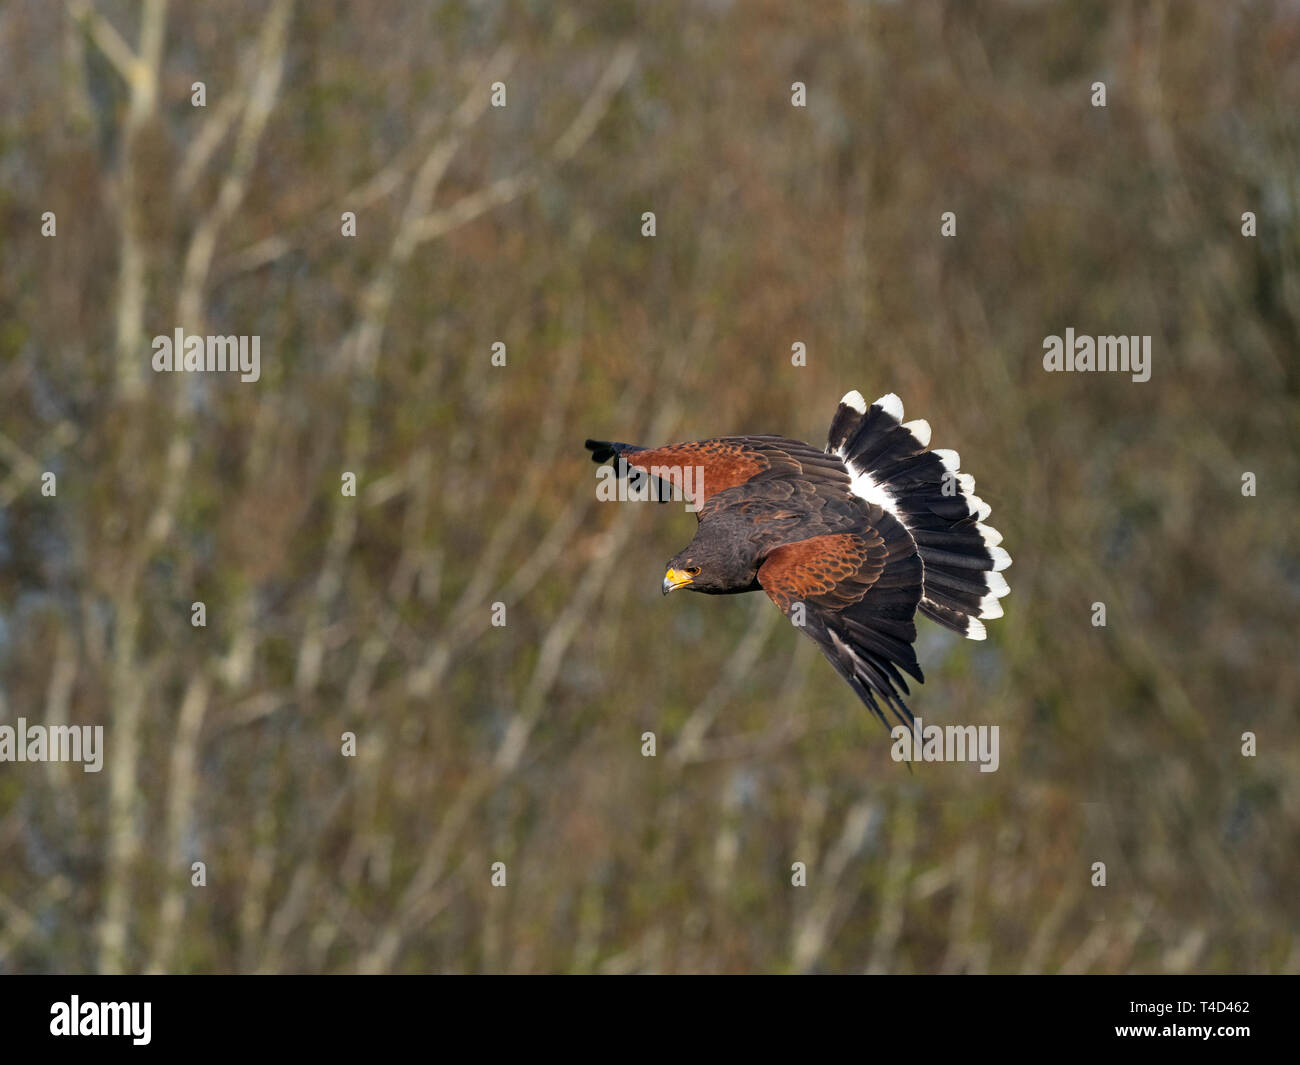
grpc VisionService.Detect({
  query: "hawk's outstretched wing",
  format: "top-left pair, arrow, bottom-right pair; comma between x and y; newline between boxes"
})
758,520 -> 923,728
585,436 -> 848,516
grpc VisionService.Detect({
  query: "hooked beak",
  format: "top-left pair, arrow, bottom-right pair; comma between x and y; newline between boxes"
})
662,568 -> 694,595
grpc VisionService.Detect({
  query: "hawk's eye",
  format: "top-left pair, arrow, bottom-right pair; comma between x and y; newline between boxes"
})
684,567 -> 701,576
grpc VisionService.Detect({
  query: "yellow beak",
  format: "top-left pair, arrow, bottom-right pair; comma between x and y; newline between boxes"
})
662,568 -> 694,595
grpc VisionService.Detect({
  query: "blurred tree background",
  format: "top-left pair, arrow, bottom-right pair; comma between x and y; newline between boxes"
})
0,0 -> 1297,973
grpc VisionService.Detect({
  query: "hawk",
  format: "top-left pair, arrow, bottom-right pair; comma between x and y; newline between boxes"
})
585,391 -> 1011,727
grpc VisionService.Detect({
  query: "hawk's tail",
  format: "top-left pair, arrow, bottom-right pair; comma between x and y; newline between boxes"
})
826,391 -> 1011,640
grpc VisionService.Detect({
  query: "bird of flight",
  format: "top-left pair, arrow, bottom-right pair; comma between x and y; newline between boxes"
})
586,392 -> 1011,727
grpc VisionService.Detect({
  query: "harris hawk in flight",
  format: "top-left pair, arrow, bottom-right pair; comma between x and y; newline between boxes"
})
585,391 -> 1011,728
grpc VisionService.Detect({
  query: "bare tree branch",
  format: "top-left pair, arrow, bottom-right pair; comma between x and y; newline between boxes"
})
65,1 -> 138,86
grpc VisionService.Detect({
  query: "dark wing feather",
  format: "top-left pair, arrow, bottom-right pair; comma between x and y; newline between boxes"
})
757,521 -> 924,729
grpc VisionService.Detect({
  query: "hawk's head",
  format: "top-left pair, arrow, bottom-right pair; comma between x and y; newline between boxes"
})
663,534 -> 759,596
